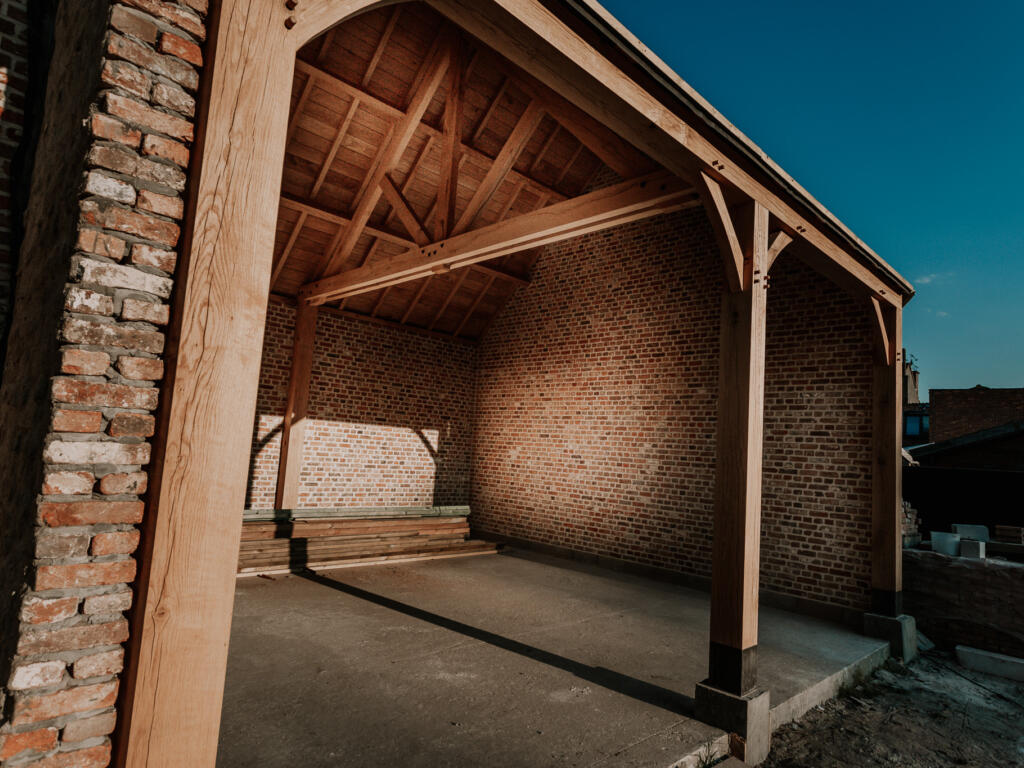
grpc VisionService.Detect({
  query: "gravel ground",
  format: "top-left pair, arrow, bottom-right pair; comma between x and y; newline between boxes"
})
762,650 -> 1024,768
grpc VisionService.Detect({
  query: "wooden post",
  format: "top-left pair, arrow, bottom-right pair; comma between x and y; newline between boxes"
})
276,301 -> 318,510
707,200 -> 768,696
870,300 -> 903,615
116,1 -> 296,764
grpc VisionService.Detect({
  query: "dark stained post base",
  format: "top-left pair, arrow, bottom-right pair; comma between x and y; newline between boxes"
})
694,681 -> 771,765
870,588 -> 903,617
707,641 -> 758,696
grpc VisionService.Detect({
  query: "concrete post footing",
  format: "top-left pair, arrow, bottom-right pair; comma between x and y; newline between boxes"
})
694,681 -> 770,765
863,612 -> 917,662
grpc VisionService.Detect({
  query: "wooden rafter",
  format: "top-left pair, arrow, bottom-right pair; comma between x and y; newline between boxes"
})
362,6 -> 401,87
479,49 -> 654,179
697,171 -> 744,292
317,44 -> 451,278
302,171 -> 695,304
287,74 -> 317,145
472,77 -> 509,145
454,274 -> 495,337
310,96 -> 360,199
293,59 -> 566,204
437,33 -> 464,240
555,143 -> 583,186
529,123 -> 560,175
379,173 -> 430,246
429,269 -> 470,330
453,100 -> 545,235
279,194 -> 416,249
271,211 -> 307,288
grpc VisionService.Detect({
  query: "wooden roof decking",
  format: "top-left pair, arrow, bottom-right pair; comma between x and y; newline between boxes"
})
271,2 -> 666,339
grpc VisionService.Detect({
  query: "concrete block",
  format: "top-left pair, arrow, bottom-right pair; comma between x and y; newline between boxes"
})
694,682 -> 770,765
931,532 -> 960,556
956,645 -> 1024,682
960,539 -> 985,559
953,524 -> 989,542
863,613 -> 917,662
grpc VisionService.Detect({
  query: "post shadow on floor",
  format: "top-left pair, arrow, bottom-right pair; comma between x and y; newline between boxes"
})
296,568 -> 696,717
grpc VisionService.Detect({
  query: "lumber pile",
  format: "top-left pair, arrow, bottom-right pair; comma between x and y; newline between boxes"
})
237,506 -> 499,575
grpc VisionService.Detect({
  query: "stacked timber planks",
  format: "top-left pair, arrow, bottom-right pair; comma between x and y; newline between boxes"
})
237,506 -> 499,575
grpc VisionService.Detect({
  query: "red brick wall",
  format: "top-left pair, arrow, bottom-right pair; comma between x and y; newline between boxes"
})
247,299 -> 476,511
473,210 -> 723,576
0,0 -> 207,763
761,255 -> 874,610
930,387 -> 1024,443
0,0 -> 28,338
472,210 -> 875,611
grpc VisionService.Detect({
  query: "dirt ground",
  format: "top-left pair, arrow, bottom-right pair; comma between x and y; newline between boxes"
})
762,650 -> 1024,768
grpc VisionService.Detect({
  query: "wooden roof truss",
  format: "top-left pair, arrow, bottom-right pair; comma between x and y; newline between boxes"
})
271,3 -> 690,340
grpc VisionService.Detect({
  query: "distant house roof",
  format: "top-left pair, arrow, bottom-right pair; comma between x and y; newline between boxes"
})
908,420 -> 1024,459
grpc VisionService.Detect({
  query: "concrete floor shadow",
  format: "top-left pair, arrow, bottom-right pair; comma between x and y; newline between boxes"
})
296,568 -> 696,716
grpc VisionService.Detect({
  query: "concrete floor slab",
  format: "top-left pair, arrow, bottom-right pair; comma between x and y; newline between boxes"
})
217,549 -> 887,767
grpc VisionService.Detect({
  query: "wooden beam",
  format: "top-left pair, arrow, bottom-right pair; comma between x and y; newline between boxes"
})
420,0 -> 908,306
479,48 -> 655,179
276,301 -> 318,510
765,230 -> 793,271
362,6 -> 400,87
310,96 -> 359,199
279,193 -> 416,249
529,123 -> 559,175
871,303 -> 903,615
697,171 -> 743,292
301,172 -> 695,304
453,100 -> 545,235
437,35 -> 464,240
271,211 -> 307,288
555,143 -> 583,186
707,205 -> 769,696
379,173 -> 430,246
318,44 -> 451,277
117,2 -> 293,762
294,58 -> 567,205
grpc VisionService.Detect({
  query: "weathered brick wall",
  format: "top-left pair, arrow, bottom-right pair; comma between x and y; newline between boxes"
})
904,549 -> 1024,658
930,386 -> 1024,443
247,298 -> 477,511
761,256 -> 874,610
473,209 -> 722,576
0,0 -> 28,341
0,0 -> 206,763
472,211 -> 875,611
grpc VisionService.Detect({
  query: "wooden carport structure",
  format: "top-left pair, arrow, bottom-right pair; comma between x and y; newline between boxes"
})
117,1 -> 914,765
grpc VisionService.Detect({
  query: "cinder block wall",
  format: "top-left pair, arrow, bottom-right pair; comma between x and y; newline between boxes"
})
0,0 -> 206,763
472,210 -> 876,612
247,298 -> 476,510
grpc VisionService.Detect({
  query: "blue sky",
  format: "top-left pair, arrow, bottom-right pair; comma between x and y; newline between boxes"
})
598,0 -> 1024,396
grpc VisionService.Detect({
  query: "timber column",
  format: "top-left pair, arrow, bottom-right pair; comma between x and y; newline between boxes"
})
863,300 -> 917,660
694,189 -> 771,765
